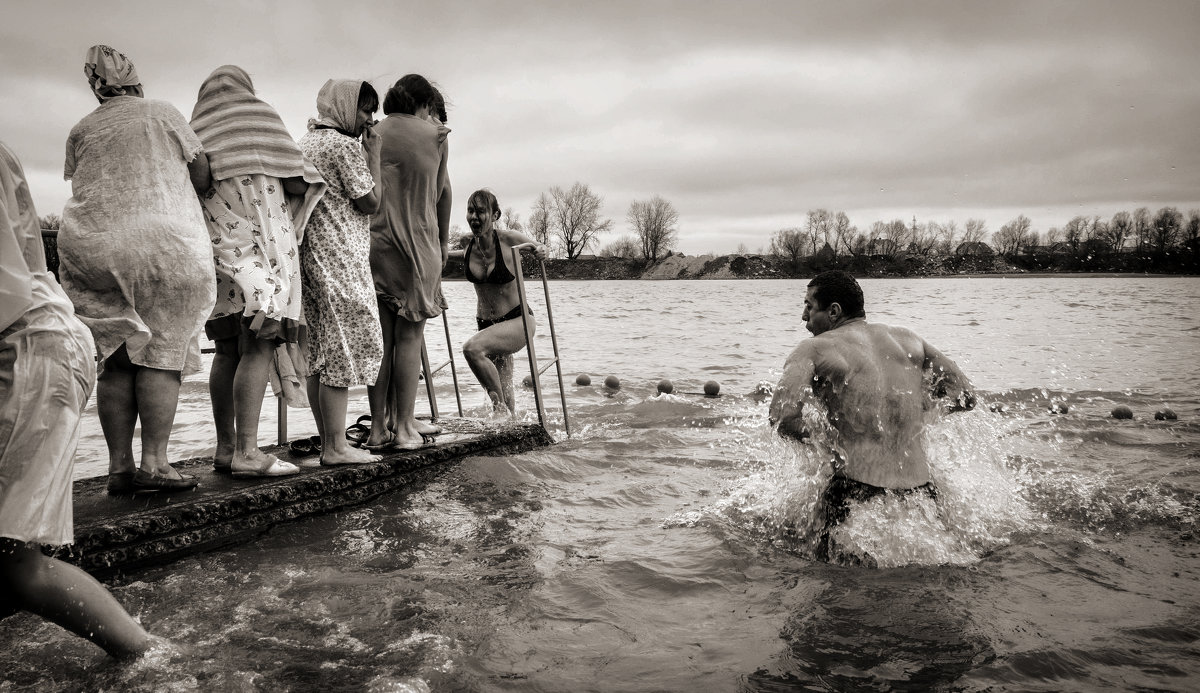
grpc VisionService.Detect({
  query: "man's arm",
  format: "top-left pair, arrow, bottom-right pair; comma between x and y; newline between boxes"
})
769,344 -> 819,440
922,340 -> 974,412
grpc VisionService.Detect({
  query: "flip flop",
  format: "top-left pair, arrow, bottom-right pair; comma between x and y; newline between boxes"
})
231,455 -> 300,478
363,439 -> 398,452
356,414 -> 373,426
288,437 -> 316,456
345,423 -> 369,447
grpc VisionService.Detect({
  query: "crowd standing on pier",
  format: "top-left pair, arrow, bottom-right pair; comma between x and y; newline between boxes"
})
0,44 -> 551,657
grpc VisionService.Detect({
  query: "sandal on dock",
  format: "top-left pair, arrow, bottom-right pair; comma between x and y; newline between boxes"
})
345,423 -> 369,447
231,455 -> 300,479
132,469 -> 199,493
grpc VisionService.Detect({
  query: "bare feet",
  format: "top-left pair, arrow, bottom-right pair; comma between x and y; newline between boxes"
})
213,443 -> 235,470
320,445 -> 382,466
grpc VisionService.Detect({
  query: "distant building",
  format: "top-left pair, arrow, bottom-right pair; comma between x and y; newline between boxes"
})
814,242 -> 837,264
955,241 -> 994,256
866,237 -> 898,256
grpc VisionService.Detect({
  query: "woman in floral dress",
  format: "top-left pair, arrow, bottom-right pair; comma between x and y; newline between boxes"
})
191,65 -> 327,478
297,79 -> 384,465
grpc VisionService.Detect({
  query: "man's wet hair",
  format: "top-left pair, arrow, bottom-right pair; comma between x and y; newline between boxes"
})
807,270 -> 866,318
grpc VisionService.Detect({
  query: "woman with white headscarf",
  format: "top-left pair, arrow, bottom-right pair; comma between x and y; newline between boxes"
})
58,45 -> 215,495
297,79 -> 385,465
191,65 -> 326,479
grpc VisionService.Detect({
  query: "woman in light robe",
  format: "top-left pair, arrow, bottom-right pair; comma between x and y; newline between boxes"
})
58,45 -> 215,494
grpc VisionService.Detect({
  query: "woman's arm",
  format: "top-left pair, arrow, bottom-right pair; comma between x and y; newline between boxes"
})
353,126 -> 382,215
282,177 -> 308,196
501,229 -> 550,261
188,151 -> 212,194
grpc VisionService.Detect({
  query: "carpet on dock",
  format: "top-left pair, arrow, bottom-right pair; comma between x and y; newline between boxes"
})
60,419 -> 554,577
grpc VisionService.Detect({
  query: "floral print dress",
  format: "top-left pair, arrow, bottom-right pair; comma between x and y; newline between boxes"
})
297,129 -> 382,387
201,174 -> 302,343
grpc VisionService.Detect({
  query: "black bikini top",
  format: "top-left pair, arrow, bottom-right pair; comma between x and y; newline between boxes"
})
464,230 -> 516,285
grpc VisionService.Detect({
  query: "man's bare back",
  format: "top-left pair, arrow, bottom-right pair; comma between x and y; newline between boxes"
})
770,274 -> 973,489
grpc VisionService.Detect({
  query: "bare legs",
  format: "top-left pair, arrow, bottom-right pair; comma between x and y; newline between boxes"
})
463,317 -> 531,415
97,346 -> 186,480
307,375 -> 379,465
209,330 -> 296,475
367,308 -> 432,448
0,539 -> 155,658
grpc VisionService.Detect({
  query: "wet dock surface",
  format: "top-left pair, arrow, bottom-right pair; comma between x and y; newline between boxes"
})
62,419 -> 554,576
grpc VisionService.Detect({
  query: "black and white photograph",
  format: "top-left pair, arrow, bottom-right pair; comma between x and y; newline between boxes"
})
1,1 -> 1197,690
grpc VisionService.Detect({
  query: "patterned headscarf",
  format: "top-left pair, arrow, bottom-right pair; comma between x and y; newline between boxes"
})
307,79 -> 363,135
191,65 -> 323,183
84,45 -> 141,100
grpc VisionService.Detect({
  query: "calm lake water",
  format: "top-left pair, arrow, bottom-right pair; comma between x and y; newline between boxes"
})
2,277 -> 1198,692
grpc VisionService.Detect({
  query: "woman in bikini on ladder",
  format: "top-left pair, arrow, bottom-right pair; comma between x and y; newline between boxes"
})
449,189 -> 548,414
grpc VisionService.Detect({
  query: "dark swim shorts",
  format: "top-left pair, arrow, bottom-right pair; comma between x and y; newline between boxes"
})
817,475 -> 938,561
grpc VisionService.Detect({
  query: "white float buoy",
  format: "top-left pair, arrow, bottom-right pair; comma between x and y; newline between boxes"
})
1111,405 -> 1134,420
1155,407 -> 1178,421
604,375 -> 621,390
657,379 -> 674,394
575,374 -> 591,386
703,380 -> 720,397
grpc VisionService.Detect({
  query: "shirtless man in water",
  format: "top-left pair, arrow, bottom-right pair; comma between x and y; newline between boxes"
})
769,271 -> 974,551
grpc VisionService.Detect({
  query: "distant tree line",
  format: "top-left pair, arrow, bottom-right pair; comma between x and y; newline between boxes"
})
766,206 -> 1200,273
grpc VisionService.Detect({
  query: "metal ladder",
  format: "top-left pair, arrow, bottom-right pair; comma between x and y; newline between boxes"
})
510,245 -> 571,437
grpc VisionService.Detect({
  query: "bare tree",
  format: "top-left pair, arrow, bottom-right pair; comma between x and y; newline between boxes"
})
1184,210 -> 1200,254
1063,216 -> 1088,253
527,192 -> 553,249
933,220 -> 958,255
1044,227 -> 1061,246
770,227 -> 807,265
503,207 -> 524,233
600,236 -> 639,258
909,221 -> 939,256
1107,211 -> 1133,252
39,213 -> 62,230
961,218 -> 988,245
992,214 -> 1032,256
831,212 -> 855,256
548,183 -> 613,259
448,224 -> 469,250
626,195 -> 680,262
1151,206 -> 1183,253
735,242 -> 750,254
805,209 -> 836,253
1133,206 -> 1152,252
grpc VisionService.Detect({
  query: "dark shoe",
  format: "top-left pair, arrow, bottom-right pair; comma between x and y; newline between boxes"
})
133,469 -> 199,493
106,472 -> 135,495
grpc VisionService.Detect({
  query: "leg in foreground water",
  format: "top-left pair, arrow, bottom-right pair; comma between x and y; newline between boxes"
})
0,541 -> 154,658
1,137 -> 164,658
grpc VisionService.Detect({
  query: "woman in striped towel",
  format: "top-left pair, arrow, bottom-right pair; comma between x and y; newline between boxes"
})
190,65 -> 327,478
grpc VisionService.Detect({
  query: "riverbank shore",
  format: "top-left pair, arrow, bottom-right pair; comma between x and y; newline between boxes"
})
444,252 -> 1199,281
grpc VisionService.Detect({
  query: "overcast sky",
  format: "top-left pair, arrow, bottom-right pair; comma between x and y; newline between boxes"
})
3,0 -> 1198,254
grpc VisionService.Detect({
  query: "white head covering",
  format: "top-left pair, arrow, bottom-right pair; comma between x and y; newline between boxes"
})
307,79 -> 363,134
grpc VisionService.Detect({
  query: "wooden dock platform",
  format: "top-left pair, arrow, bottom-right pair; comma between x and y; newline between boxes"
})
60,419 -> 554,577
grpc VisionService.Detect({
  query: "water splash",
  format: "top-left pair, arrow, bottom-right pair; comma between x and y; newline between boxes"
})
681,405 -> 1036,568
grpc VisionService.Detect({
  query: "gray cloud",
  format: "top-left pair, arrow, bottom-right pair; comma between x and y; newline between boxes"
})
3,0 -> 1197,253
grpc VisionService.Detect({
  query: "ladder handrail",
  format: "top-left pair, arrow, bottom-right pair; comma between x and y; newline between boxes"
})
511,245 -> 571,437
